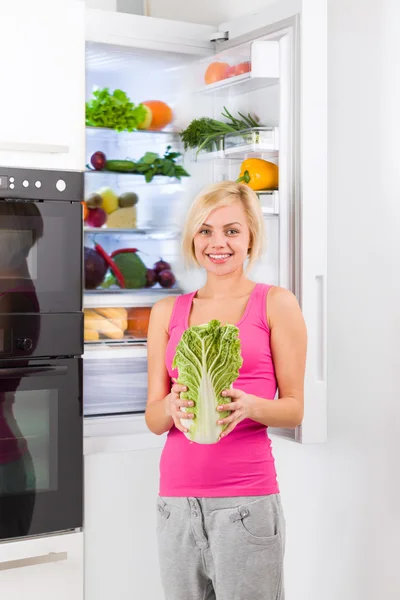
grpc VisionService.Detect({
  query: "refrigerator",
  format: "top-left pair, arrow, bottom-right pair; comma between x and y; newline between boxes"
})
82,0 -> 327,444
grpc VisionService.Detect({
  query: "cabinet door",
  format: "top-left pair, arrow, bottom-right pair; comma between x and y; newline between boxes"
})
0,532 -> 83,600
85,446 -> 163,600
0,0 -> 85,170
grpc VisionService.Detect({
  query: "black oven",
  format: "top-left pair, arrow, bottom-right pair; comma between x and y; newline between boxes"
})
0,167 -> 83,313
0,168 -> 83,542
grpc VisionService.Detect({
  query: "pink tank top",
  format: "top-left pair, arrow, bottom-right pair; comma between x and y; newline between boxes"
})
160,283 -> 279,497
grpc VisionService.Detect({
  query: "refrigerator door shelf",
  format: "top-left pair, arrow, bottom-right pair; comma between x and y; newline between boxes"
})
225,127 -> 280,155
196,41 -> 279,96
84,289 -> 181,309
258,191 -> 280,216
193,128 -> 279,162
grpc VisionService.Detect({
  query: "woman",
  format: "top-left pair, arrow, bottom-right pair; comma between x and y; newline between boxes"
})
146,181 -> 307,600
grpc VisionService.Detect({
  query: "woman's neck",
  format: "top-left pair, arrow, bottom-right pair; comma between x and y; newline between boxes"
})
199,268 -> 255,300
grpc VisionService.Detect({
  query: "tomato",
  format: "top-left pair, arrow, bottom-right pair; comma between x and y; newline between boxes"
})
233,61 -> 251,76
204,62 -> 230,85
225,66 -> 237,78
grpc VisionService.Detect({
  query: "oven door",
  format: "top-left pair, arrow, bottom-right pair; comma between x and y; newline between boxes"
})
0,200 -> 82,313
0,358 -> 82,541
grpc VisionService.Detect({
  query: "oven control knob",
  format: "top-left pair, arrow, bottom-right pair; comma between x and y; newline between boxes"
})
16,337 -> 33,351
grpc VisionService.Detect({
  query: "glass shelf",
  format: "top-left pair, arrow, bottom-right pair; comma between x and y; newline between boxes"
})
83,227 -> 180,240
84,288 -> 181,308
86,126 -> 180,142
85,171 -> 182,186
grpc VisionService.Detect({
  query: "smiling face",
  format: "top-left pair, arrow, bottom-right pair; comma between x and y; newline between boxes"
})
193,201 -> 251,276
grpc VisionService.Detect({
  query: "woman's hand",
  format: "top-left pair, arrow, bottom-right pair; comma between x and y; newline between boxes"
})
164,379 -> 194,434
217,388 -> 256,438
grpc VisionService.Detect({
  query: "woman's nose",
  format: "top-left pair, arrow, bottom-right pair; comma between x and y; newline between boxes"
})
210,232 -> 226,248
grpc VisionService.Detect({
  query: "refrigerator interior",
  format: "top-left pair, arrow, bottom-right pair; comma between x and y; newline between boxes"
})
84,33 -> 295,417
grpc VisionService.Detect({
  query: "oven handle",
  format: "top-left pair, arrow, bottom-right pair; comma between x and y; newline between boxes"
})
0,551 -> 68,571
0,365 -> 68,378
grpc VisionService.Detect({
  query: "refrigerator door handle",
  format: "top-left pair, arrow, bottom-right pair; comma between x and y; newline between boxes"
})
0,366 -> 68,378
0,552 -> 68,571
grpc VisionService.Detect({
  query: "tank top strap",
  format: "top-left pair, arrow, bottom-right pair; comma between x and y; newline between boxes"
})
244,283 -> 273,333
168,290 -> 197,335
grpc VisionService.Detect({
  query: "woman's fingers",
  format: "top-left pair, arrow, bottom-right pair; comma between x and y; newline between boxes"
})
172,417 -> 189,433
172,397 -> 194,408
175,410 -> 194,420
171,383 -> 188,394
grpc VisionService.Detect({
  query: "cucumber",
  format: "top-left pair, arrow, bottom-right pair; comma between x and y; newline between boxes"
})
105,160 -> 136,173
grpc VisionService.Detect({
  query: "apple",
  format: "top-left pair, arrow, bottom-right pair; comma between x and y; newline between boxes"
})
85,207 -> 107,228
90,151 -> 106,171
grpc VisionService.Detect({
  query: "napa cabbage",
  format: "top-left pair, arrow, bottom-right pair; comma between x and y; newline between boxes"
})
172,319 -> 243,444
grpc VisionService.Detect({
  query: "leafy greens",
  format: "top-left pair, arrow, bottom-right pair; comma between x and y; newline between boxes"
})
172,320 -> 243,444
85,87 -> 146,132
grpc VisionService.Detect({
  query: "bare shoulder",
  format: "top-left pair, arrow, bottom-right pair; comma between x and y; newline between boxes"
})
267,286 -> 304,328
149,295 -> 178,333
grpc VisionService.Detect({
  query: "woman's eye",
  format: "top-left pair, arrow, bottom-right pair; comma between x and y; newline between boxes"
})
226,229 -> 239,235
199,229 -> 210,235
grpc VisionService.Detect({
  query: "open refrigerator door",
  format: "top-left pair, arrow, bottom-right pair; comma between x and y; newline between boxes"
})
83,1 -> 327,444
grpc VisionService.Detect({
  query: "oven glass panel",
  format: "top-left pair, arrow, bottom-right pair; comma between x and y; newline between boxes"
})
0,389 -> 58,496
0,201 -> 82,313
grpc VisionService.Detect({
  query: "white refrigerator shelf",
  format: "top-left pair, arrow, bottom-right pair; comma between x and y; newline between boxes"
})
84,287 -> 181,308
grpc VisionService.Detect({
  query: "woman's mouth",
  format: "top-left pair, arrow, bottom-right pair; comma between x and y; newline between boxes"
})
206,253 -> 232,264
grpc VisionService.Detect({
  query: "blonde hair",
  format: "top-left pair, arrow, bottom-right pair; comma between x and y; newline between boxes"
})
181,181 -> 265,271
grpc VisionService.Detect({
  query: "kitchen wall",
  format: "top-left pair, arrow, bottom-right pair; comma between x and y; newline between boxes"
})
148,0 -> 400,598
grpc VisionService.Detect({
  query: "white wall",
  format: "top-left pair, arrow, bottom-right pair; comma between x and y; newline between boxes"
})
86,0 -> 400,597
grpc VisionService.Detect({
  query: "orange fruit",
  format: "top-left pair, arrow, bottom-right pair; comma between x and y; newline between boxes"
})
204,62 -> 230,85
82,201 -> 88,222
142,101 -> 173,131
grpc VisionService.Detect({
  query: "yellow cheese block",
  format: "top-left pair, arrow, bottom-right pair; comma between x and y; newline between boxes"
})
106,206 -> 137,229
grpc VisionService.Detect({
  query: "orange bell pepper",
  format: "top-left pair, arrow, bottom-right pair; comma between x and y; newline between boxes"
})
236,158 -> 279,191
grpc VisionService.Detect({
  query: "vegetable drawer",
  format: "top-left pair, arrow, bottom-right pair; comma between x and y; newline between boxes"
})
83,345 -> 148,416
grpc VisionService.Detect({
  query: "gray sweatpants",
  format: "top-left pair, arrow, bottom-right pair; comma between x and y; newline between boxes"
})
157,494 -> 285,600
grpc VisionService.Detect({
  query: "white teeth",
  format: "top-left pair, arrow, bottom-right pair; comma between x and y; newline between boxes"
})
208,254 -> 230,259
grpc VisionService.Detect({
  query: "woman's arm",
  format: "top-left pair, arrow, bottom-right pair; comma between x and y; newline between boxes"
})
217,286 -> 307,434
145,298 -> 175,435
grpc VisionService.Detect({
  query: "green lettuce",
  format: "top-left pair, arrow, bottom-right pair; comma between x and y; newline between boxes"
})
172,320 -> 243,444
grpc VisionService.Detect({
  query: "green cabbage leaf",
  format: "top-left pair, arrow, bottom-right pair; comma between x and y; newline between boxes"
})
172,320 -> 243,444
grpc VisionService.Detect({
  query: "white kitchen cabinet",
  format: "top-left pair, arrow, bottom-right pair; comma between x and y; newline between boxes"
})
0,0 -> 85,170
84,417 -> 165,600
0,532 -> 83,600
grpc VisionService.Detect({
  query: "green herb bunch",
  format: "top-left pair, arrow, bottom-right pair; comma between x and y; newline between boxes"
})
86,87 -> 146,132
180,107 -> 260,154
134,147 -> 189,183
